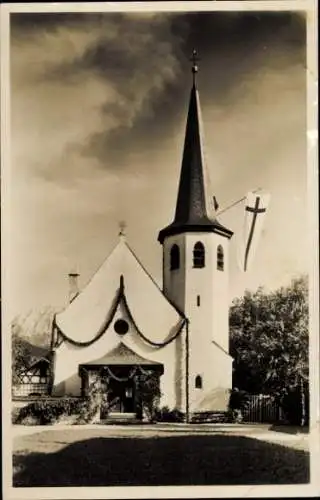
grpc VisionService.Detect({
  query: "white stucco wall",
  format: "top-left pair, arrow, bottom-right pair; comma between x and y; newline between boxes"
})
189,344 -> 233,412
163,231 -> 232,412
52,300 -> 186,411
52,227 -> 232,415
163,234 -> 187,313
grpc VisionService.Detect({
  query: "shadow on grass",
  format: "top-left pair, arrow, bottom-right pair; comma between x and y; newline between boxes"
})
269,424 -> 309,435
13,434 -> 309,487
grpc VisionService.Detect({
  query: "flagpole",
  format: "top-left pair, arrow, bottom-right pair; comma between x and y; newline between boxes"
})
216,188 -> 261,216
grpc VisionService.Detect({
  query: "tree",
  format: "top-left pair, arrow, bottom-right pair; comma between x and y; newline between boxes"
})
12,332 -> 31,384
230,276 -> 309,424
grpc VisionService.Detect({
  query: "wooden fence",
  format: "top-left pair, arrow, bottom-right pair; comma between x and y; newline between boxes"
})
242,394 -> 283,423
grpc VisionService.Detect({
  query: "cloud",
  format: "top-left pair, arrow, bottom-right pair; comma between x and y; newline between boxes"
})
11,11 -> 306,179
9,11 -> 307,315
11,13 -> 189,184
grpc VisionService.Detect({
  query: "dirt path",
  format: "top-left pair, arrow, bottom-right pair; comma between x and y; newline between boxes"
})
12,423 -> 310,451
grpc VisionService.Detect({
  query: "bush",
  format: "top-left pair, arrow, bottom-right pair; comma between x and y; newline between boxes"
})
14,398 -> 86,425
227,389 -> 250,423
75,375 -> 109,424
75,397 -> 101,424
12,407 -> 21,424
139,372 -> 161,422
155,406 -> 184,423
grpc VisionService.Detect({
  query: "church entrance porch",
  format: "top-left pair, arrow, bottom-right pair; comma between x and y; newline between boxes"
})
105,377 -> 135,415
99,367 -> 137,419
79,360 -> 163,422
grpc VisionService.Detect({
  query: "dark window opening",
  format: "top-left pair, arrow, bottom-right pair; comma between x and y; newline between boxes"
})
197,295 -> 200,307
39,362 -> 48,378
193,242 -> 205,268
81,372 -> 89,397
217,245 -> 224,271
170,244 -> 180,270
195,375 -> 203,389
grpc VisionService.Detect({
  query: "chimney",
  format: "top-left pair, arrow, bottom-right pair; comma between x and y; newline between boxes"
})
68,271 -> 79,303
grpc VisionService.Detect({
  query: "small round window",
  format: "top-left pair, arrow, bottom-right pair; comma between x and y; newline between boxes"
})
114,319 -> 129,335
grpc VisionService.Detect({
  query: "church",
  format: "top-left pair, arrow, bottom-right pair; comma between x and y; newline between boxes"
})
50,56 -> 234,421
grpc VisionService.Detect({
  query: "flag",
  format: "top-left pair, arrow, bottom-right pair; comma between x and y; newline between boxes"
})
238,190 -> 270,272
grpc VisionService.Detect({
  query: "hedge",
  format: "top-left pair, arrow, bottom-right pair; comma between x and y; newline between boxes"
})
154,406 -> 184,423
13,397 -> 87,425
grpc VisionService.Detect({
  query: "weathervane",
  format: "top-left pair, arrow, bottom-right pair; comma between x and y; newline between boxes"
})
119,220 -> 126,238
190,49 -> 200,84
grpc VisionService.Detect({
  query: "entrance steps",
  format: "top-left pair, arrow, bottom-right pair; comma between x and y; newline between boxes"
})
102,412 -> 141,425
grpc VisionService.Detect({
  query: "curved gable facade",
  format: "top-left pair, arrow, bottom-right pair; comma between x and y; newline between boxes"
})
52,239 -> 186,411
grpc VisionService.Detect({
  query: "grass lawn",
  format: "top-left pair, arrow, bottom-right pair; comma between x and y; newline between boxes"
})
13,427 -> 310,487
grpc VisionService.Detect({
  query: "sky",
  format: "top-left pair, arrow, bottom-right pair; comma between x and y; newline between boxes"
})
9,10 -> 308,318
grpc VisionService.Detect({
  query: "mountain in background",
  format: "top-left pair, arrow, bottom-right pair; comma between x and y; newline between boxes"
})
11,306 -> 56,348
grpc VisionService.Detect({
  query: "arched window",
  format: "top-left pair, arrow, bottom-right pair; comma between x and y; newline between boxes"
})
195,375 -> 203,389
170,244 -> 180,270
217,245 -> 224,271
193,242 -> 205,268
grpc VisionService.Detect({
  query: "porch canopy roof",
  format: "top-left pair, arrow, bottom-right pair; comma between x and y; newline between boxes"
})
79,343 -> 164,374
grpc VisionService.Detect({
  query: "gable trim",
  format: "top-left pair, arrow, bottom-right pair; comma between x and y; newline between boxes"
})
53,282 -> 122,348
121,282 -> 186,347
54,275 -> 185,349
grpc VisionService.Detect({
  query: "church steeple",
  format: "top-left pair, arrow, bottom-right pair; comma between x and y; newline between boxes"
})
158,51 -> 233,244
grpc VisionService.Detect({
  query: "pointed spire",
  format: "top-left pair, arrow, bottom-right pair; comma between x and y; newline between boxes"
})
173,76 -> 212,224
158,52 -> 233,244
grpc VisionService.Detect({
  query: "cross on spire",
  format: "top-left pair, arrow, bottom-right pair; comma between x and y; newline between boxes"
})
190,49 -> 200,85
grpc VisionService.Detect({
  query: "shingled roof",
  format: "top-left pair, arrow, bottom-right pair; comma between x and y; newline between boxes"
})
80,343 -> 163,368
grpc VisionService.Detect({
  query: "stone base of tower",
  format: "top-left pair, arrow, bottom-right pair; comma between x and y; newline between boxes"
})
190,387 -> 230,414
187,387 -> 230,424
186,347 -> 233,417
189,411 -> 228,424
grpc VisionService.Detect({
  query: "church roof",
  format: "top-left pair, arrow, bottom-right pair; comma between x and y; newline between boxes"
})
158,74 -> 233,243
80,342 -> 163,368
54,237 -> 185,345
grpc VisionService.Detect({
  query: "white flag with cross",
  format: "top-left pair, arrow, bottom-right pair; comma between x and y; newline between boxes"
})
238,190 -> 271,272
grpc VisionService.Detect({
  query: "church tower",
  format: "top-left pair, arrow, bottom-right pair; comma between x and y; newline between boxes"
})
158,53 -> 234,413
